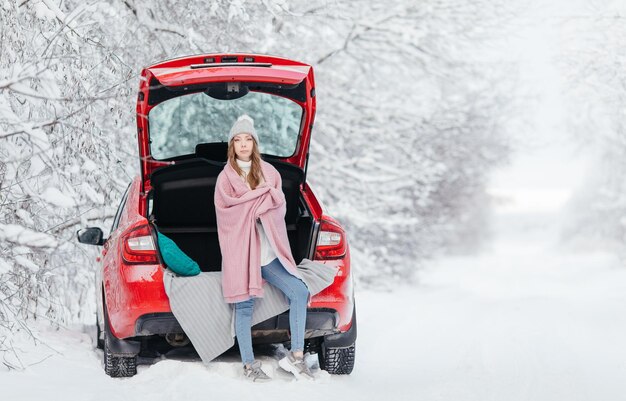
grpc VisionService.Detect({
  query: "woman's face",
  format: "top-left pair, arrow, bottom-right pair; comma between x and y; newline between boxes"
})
232,133 -> 254,161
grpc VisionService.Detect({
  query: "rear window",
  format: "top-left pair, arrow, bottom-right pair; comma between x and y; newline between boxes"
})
148,90 -> 303,160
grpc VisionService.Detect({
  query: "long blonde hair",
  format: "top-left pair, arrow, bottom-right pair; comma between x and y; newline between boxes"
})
227,138 -> 265,190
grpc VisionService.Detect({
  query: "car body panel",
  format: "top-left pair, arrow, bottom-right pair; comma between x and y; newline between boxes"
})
149,65 -> 310,87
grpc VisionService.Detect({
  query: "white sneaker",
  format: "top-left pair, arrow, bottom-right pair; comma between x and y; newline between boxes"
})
278,351 -> 315,380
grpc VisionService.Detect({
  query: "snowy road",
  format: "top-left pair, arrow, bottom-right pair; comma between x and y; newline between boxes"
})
2,212 -> 626,401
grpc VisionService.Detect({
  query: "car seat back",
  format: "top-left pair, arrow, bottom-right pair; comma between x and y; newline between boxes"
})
149,157 -> 305,271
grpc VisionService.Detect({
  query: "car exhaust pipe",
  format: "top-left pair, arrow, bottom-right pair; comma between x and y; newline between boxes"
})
165,332 -> 190,347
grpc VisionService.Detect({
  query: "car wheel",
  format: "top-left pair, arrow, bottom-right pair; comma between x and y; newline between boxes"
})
102,298 -> 137,378
318,342 -> 356,375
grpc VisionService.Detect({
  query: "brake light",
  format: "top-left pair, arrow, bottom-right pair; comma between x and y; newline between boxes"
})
314,219 -> 347,260
122,224 -> 158,264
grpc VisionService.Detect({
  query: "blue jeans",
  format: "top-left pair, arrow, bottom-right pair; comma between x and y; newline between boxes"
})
234,257 -> 310,365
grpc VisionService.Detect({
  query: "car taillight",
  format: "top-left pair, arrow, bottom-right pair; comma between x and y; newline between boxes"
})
314,219 -> 347,260
122,224 -> 158,264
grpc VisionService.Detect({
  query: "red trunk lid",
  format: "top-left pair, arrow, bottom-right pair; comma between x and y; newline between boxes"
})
136,53 -> 317,193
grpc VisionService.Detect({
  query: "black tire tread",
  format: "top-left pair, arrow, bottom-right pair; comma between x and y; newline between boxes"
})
104,339 -> 137,378
320,343 -> 355,375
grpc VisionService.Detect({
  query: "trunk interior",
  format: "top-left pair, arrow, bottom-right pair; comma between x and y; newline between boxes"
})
147,149 -> 316,272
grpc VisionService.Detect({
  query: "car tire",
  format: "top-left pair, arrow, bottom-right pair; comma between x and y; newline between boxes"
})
104,335 -> 137,378
102,297 -> 137,378
318,342 -> 356,375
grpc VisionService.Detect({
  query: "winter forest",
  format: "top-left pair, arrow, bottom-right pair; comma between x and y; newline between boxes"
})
1,0 -> 626,399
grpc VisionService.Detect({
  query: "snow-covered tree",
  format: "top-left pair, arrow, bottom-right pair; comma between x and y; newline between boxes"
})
0,0 -> 517,367
271,1 -> 519,283
558,2 -> 626,257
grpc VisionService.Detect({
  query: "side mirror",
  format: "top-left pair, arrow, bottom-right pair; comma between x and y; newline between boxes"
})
76,227 -> 105,246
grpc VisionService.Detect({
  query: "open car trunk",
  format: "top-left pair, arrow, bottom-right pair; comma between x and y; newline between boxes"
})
147,151 -> 316,272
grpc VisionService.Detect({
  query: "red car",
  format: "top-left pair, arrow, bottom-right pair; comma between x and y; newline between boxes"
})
77,53 -> 357,378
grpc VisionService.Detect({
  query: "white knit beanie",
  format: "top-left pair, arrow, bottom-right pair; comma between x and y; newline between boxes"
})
228,114 -> 259,144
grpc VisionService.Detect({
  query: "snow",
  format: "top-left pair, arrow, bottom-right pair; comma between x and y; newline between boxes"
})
0,258 -> 12,275
81,182 -> 105,204
33,1 -> 59,21
40,186 -> 76,208
14,254 -> 41,273
1,205 -> 625,400
15,209 -> 35,226
0,224 -> 58,248
81,158 -> 98,172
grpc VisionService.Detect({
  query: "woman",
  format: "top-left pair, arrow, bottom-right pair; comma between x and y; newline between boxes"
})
214,114 -> 315,382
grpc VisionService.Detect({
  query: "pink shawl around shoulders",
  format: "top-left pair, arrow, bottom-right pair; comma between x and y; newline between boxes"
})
214,159 -> 305,303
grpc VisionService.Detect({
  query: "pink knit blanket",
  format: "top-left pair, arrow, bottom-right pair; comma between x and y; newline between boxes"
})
214,160 -> 305,303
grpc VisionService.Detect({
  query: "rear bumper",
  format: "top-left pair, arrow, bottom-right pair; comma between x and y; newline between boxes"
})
134,308 -> 340,337
109,306 -> 356,355
252,308 -> 338,331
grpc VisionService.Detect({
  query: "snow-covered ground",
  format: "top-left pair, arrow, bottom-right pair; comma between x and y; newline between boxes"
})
1,205 -> 625,400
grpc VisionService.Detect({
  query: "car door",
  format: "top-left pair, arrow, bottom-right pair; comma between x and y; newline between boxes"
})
96,182 -> 131,323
